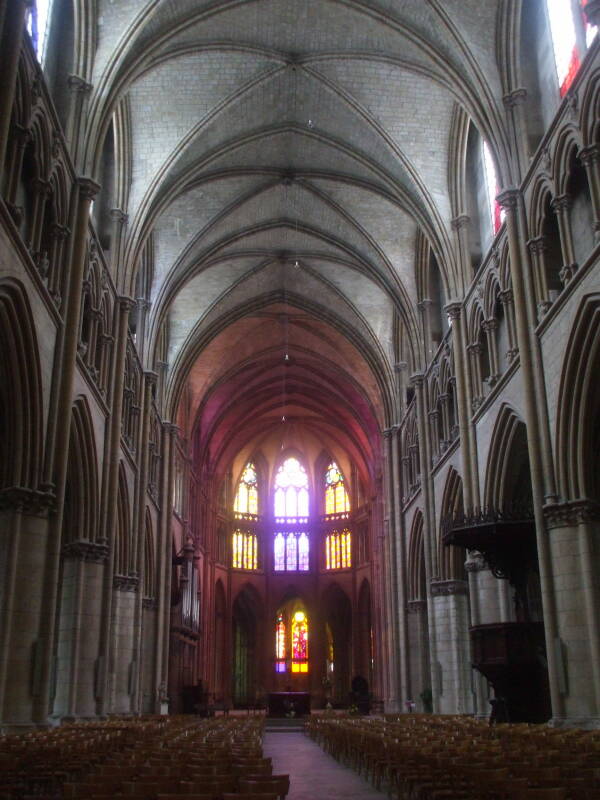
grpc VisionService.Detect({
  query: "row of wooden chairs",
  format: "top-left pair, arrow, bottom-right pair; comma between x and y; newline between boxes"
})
305,714 -> 600,799
1,715 -> 290,800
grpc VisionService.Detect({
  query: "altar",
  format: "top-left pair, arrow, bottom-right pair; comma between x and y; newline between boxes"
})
268,691 -> 311,717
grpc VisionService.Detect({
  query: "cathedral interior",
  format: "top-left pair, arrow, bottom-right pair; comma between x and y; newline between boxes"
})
1,0 -> 600,733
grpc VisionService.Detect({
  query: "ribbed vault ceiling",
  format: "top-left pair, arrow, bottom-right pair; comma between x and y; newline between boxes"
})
86,0 -> 508,482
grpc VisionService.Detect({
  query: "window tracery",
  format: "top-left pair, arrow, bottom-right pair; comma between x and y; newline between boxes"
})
325,529 -> 352,570
232,529 -> 257,570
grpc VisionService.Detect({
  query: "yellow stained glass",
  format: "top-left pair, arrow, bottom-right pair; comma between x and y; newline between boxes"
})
232,529 -> 258,570
324,461 -> 350,514
325,485 -> 335,515
248,486 -> 258,515
234,462 -> 258,515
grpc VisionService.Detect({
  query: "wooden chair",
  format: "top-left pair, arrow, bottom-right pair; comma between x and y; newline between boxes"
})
239,774 -> 290,800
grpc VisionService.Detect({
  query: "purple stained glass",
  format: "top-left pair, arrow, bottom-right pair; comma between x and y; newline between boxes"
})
274,533 -> 285,571
286,533 -> 297,570
298,533 -> 309,571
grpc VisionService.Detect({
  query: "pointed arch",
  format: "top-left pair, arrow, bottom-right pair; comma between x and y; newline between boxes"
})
0,280 -> 44,493
62,397 -> 99,545
408,510 -> 426,601
438,468 -> 465,581
115,463 -> 131,576
143,510 -> 156,599
484,404 -> 531,511
556,293 -> 600,500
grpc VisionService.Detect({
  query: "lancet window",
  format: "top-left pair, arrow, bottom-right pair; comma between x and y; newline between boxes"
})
234,463 -> 258,518
291,611 -> 308,673
324,462 -> 350,516
547,0 -> 596,97
326,529 -> 352,570
232,530 -> 257,570
274,457 -> 309,522
275,613 -> 286,673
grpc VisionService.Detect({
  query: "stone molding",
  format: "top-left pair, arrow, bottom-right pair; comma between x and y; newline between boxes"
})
543,499 -> 600,529
430,579 -> 468,597
62,539 -> 109,563
0,486 -> 56,515
407,599 -> 427,614
142,598 -> 158,610
113,574 -> 139,592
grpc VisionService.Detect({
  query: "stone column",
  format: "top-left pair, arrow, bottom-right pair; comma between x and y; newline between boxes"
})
64,76 -> 93,171
0,0 -> 30,186
430,579 -> 473,714
109,209 -> 128,289
451,215 -> 471,293
395,361 -> 409,417
446,302 -> 479,510
381,427 -> 399,711
482,319 -> 500,385
154,422 -> 177,712
32,177 -> 99,724
96,295 -> 135,716
465,551 -> 489,717
579,144 -> 600,243
503,88 -> 529,180
132,371 -> 157,711
0,489 -> 55,730
551,194 -> 577,285
390,425 -> 409,708
543,501 -> 600,725
411,373 -> 441,710
497,187 -> 563,720
51,540 -> 108,720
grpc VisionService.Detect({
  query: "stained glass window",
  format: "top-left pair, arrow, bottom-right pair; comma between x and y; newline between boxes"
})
274,457 -> 309,520
26,0 -> 53,62
234,463 -> 258,517
291,611 -> 308,673
274,532 -> 309,571
232,530 -> 257,570
482,141 -> 504,234
326,529 -> 352,570
325,462 -> 350,515
275,613 -> 286,672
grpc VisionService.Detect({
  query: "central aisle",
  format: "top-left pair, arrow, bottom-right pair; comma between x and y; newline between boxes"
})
263,730 -> 384,800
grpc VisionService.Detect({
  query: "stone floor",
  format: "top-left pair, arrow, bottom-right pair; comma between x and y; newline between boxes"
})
263,731 -> 384,800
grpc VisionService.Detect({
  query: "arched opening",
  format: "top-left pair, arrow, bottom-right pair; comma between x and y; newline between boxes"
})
356,580 -> 373,693
321,584 -> 352,705
213,581 -> 228,703
567,151 -> 594,266
232,587 -> 261,707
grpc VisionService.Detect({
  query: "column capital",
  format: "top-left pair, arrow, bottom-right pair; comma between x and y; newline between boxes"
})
394,361 -> 409,373
67,74 -> 93,95
409,372 -> 426,388
117,295 -> 136,313
502,87 -> 527,108
482,318 -> 498,333
76,177 -> 101,201
444,301 -> 463,321
527,236 -> 546,256
579,144 -> 600,167
144,370 -> 159,386
0,486 -> 56,515
496,187 -> 521,210
451,214 -> 470,231
551,194 -> 571,214
543,499 -> 600,529
110,208 -> 129,225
